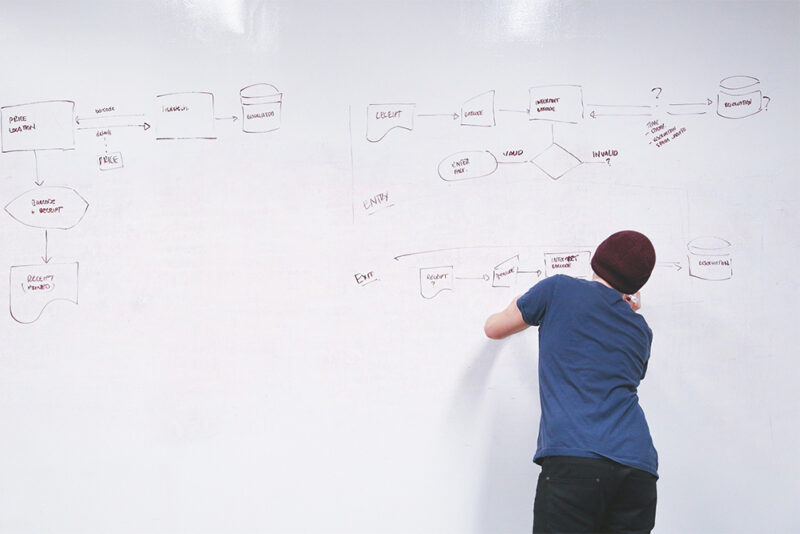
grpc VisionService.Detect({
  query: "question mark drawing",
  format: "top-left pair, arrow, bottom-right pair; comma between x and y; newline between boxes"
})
651,87 -> 663,99
606,157 -> 611,166
763,96 -> 771,110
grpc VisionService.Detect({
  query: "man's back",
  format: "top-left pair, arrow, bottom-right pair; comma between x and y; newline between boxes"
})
517,274 -> 658,476
484,230 -> 660,533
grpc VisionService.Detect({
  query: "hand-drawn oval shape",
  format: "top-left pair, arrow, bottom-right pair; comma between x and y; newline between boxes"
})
687,236 -> 732,255
719,76 -> 759,91
240,83 -> 282,102
5,186 -> 89,229
438,150 -> 498,181
21,282 -> 55,294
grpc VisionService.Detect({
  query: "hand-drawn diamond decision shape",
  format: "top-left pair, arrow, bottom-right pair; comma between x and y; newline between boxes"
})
531,143 -> 582,180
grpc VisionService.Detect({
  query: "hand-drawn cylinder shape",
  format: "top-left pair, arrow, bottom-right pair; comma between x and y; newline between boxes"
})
438,150 -> 498,181
1,100 -> 75,153
717,76 -> 765,119
240,83 -> 282,133
5,186 -> 89,230
687,237 -> 732,280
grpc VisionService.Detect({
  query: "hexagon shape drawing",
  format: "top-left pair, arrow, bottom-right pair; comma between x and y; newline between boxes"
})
5,186 -> 89,230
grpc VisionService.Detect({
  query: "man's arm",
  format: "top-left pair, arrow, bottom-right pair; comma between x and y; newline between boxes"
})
484,296 -> 530,340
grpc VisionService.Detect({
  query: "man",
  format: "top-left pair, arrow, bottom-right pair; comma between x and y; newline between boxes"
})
484,231 -> 658,534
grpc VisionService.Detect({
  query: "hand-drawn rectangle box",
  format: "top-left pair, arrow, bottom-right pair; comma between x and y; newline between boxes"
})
98,152 -> 124,171
156,92 -> 216,140
1,100 -> 75,152
544,251 -> 591,278
529,85 -> 584,124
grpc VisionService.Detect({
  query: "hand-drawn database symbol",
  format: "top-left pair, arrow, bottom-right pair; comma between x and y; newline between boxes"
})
10,262 -> 79,323
461,90 -> 496,127
156,92 -> 216,140
544,251 -> 592,279
492,255 -> 519,288
366,103 -> 415,142
240,83 -> 282,133
529,85 -> 584,124
5,186 -> 89,230
1,100 -> 75,153
438,150 -> 498,181
687,237 -> 732,280
420,266 -> 454,299
717,76 -> 769,119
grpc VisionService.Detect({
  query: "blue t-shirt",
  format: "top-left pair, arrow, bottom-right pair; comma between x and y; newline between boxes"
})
517,274 -> 658,477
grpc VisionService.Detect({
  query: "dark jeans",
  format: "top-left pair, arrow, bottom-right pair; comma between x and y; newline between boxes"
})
532,456 -> 657,534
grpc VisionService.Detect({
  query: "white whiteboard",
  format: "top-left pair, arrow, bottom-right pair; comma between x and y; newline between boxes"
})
0,1 -> 798,532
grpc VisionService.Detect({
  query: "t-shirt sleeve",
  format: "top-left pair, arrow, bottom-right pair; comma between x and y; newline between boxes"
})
516,275 -> 558,326
641,327 -> 653,380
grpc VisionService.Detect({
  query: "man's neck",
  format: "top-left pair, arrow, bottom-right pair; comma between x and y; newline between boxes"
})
592,273 -> 616,291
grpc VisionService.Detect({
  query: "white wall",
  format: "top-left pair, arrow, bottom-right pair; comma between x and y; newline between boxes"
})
0,1 -> 798,532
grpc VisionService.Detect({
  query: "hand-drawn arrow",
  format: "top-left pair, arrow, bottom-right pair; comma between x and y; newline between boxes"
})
33,151 -> 43,186
518,269 -> 543,277
498,108 -> 530,114
658,261 -> 683,271
394,245 -> 538,261
455,274 -> 490,281
416,112 -> 460,120
668,98 -> 713,107
77,121 -> 150,131
75,113 -> 146,125
587,104 -> 653,109
590,109 -> 653,118
666,98 -> 713,115
42,230 -> 51,264
215,115 -> 239,122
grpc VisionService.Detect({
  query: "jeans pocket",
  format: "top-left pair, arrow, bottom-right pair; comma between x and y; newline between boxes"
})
534,474 -> 603,533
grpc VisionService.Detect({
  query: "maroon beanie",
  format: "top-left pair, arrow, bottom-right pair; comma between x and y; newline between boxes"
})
590,231 -> 656,294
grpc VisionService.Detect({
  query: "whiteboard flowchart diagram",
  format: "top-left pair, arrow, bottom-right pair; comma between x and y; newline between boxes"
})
353,76 -> 755,297
364,236 -> 734,300
0,76 -> 755,318
384,238 -> 731,300
362,75 -> 770,184
1,83 -> 283,323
